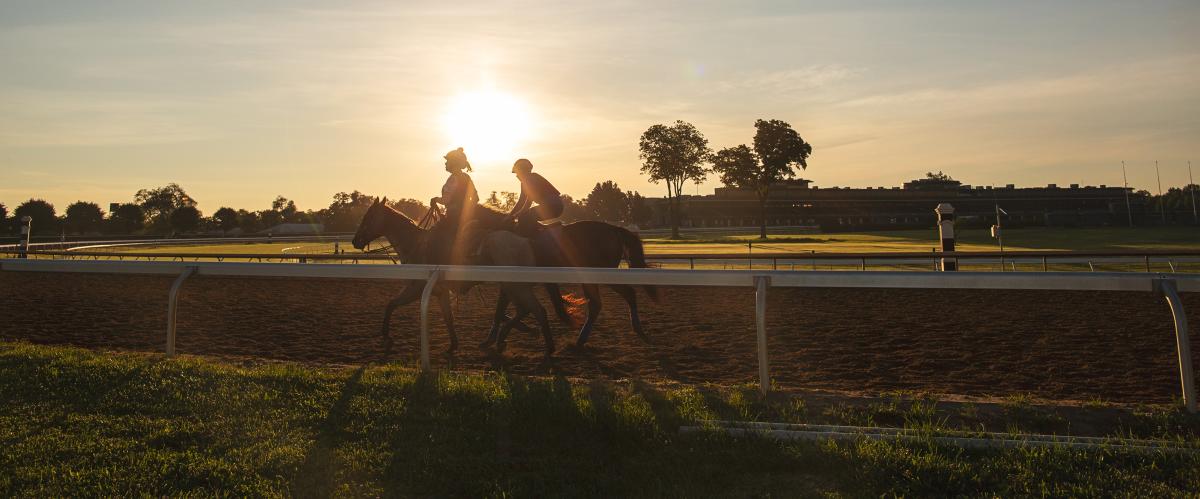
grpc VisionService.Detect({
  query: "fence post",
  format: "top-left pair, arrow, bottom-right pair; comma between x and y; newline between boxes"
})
754,275 -> 771,394
1159,279 -> 1196,413
18,216 -> 32,258
419,269 -> 442,371
166,266 -> 197,356
935,204 -> 956,271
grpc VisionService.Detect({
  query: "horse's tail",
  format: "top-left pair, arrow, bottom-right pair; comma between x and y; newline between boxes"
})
616,226 -> 659,303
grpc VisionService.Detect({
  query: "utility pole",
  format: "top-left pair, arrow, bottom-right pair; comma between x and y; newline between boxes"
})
1190,160 -> 1197,224
1122,161 -> 1134,228
1156,160 -> 1166,224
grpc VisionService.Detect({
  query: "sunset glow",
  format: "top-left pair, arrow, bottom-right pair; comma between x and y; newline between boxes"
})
442,90 -> 533,167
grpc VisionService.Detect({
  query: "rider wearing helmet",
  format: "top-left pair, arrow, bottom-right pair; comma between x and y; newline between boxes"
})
508,158 -> 562,237
429,147 -> 479,263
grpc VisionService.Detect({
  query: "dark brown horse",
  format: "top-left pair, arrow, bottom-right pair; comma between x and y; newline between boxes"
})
352,198 -> 561,356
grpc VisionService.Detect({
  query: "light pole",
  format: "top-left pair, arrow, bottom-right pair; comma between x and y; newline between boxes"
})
1156,160 -> 1166,224
1190,160 -> 1197,224
1121,161 -> 1134,228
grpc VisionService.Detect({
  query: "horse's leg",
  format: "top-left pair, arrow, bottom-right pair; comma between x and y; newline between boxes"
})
575,284 -> 602,347
496,307 -> 530,353
437,288 -> 457,353
381,281 -> 424,339
482,290 -> 511,348
544,283 -> 571,324
509,285 -> 553,358
609,284 -> 646,339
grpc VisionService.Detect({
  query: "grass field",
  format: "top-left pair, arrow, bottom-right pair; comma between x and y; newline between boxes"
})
1,342 -> 1198,496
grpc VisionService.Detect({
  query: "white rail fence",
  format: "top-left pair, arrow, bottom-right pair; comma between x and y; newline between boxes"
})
1,258 -> 1197,412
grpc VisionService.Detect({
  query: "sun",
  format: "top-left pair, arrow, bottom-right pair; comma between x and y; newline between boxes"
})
442,90 -> 533,166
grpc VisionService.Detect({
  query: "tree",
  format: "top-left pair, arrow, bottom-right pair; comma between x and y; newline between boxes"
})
236,209 -> 261,233
169,206 -> 202,234
639,120 -> 711,238
272,195 -> 299,222
627,191 -> 653,228
320,191 -> 376,232
712,119 -> 812,238
585,181 -> 629,223
13,199 -> 58,235
135,183 -> 196,231
212,207 -> 239,233
926,171 -> 951,181
557,194 -> 591,223
64,201 -> 105,234
108,203 -> 145,234
0,202 -> 8,234
483,191 -> 519,213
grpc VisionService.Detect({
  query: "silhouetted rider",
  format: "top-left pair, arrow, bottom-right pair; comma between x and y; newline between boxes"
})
429,147 -> 479,263
508,158 -> 562,237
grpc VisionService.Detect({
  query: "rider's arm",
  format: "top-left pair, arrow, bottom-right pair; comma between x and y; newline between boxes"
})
509,189 -> 530,216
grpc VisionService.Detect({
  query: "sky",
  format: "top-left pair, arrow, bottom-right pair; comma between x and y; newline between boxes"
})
1,0 -> 1198,213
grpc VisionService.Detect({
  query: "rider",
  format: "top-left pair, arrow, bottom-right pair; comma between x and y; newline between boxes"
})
507,158 -> 562,238
429,147 -> 479,263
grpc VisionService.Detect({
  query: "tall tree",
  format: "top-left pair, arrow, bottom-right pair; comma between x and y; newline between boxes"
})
639,120 -> 710,238
212,207 -> 239,233
585,181 -> 629,223
135,183 -> 196,231
108,203 -> 145,234
0,202 -> 8,234
169,206 -> 202,234
272,195 -> 299,222
13,199 -> 58,235
64,201 -> 106,234
712,119 -> 812,238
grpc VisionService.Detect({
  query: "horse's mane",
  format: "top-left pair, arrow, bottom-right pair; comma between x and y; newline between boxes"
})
378,203 -> 420,227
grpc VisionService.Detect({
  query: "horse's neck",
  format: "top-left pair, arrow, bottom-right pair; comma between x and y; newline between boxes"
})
382,213 -> 425,262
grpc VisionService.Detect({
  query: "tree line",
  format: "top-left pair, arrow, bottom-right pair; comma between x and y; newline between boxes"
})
1,182 -> 655,237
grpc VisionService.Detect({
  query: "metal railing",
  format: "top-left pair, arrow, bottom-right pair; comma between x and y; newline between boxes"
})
1,258 -> 1196,412
7,248 -> 1200,273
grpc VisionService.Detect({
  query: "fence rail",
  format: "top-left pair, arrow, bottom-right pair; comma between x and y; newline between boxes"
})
1,258 -> 1196,412
7,248 -> 1200,272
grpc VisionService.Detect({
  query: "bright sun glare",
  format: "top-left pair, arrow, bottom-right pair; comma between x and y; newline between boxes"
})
442,90 -> 532,166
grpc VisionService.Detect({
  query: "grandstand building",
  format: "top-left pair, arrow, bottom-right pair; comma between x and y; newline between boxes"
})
650,176 -> 1149,231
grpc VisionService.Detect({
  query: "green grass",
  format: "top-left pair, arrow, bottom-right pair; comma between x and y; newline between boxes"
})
643,227 -> 1200,255
1,342 -> 1198,496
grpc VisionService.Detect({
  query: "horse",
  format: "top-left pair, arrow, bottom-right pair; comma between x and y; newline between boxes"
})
353,198 -> 657,350
495,219 -> 658,347
351,198 -> 562,357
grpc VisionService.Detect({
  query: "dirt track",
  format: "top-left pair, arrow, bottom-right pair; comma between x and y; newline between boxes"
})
2,270 -> 1198,404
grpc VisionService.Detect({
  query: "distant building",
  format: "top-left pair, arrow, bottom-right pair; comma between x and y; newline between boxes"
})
650,177 -> 1148,231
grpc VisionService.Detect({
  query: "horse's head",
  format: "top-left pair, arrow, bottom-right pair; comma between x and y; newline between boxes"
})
351,197 -> 387,250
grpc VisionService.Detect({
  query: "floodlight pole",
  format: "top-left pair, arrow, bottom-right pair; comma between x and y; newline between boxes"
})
1121,161 -> 1134,228
1156,160 -> 1166,224
1189,161 -> 1197,224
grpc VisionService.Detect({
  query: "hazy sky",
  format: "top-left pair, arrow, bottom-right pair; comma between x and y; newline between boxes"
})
2,0 -> 1198,213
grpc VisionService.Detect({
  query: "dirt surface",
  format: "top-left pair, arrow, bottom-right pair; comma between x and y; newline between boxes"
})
2,270 -> 1198,404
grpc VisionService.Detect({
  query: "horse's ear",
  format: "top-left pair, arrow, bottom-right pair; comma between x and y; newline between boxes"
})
372,197 -> 379,206
382,197 -> 388,205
